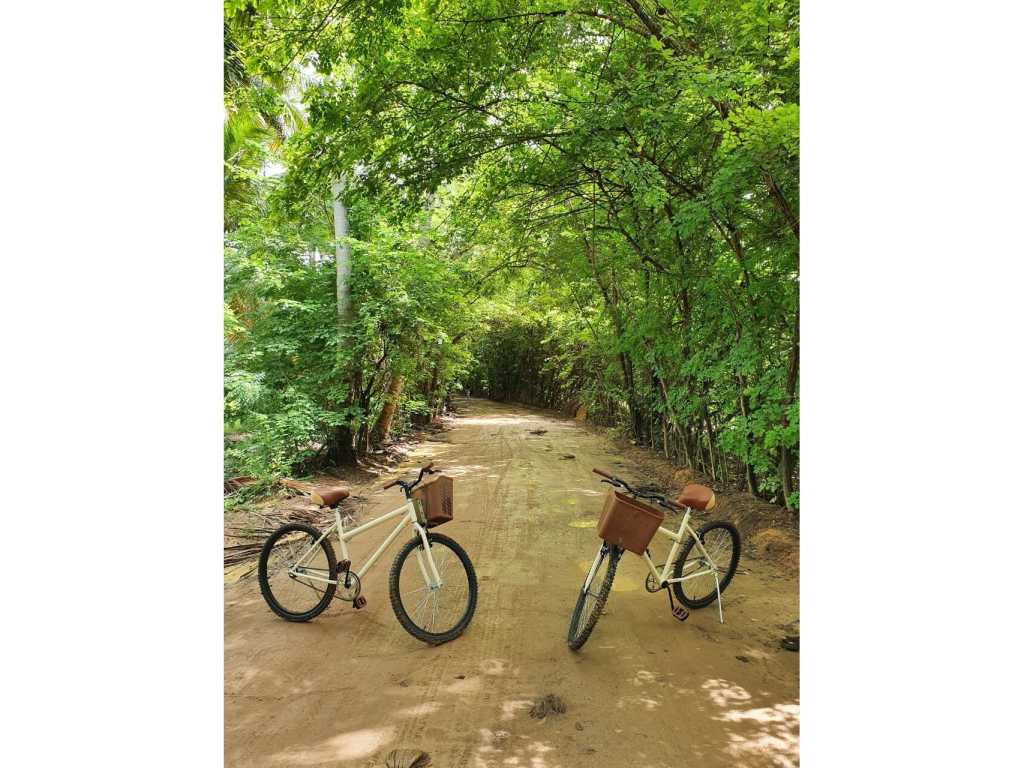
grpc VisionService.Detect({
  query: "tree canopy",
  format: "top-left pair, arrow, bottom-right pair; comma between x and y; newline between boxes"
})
224,0 -> 799,508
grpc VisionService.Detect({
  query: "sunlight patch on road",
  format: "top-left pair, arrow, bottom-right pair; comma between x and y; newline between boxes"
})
575,559 -> 641,591
271,725 -> 396,763
500,699 -> 534,721
479,658 -> 508,675
717,701 -> 800,768
439,463 -> 487,477
610,572 -> 643,592
457,416 -> 536,426
702,678 -> 753,707
395,701 -> 442,718
568,519 -> 596,528
446,675 -> 483,694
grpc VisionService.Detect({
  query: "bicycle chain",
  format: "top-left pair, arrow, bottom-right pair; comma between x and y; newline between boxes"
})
288,568 -> 361,603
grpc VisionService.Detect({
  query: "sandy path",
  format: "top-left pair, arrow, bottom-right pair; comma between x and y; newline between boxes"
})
225,398 -> 799,767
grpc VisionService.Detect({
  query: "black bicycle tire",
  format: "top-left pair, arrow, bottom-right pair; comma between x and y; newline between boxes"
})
258,523 -> 337,622
671,521 -> 741,608
388,532 -> 478,645
567,546 -> 621,651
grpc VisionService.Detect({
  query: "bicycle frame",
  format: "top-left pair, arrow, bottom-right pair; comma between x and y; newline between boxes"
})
582,505 -> 726,622
642,508 -> 717,587
287,499 -> 444,588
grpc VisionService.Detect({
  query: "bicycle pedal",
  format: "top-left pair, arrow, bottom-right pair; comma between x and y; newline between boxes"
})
352,595 -> 367,609
335,559 -> 351,574
671,606 -> 690,622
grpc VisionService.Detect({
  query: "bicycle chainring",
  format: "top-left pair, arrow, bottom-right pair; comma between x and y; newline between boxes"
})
645,569 -> 666,593
336,570 -> 362,602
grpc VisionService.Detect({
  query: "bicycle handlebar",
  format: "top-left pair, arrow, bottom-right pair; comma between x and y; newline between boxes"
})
593,467 -> 682,512
385,462 -> 439,495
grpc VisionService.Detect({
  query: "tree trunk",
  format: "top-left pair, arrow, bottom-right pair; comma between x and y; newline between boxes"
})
331,178 -> 357,463
331,179 -> 352,321
779,307 -> 800,509
374,374 -> 404,441
735,373 -> 760,496
655,374 -> 672,458
619,351 -> 643,442
427,362 -> 441,417
331,426 -> 356,464
703,406 -> 717,482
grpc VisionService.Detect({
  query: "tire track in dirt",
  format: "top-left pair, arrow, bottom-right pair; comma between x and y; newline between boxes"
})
387,415 -> 518,763
419,416 -> 533,767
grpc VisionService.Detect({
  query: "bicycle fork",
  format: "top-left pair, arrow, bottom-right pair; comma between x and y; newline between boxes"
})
412,523 -> 445,590
581,544 -> 607,595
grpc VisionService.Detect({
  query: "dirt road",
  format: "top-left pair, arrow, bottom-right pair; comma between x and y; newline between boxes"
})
225,398 -> 799,767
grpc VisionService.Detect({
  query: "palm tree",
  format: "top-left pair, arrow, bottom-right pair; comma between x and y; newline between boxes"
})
223,21 -> 307,227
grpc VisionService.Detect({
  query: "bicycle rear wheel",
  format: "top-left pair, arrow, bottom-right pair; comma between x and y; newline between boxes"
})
389,532 -> 477,645
567,544 -> 621,651
671,521 -> 741,608
258,523 -> 337,621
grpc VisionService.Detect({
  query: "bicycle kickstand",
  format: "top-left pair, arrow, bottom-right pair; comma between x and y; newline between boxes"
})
713,571 -> 724,624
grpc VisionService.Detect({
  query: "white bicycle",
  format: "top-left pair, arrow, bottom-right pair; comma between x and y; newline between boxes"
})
567,468 -> 741,651
257,463 -> 478,645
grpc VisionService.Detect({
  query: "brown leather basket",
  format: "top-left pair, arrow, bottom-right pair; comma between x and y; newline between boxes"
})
597,489 -> 665,554
412,474 -> 454,527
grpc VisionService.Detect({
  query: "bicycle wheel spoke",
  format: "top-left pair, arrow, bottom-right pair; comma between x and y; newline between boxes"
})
413,591 -> 431,622
260,526 -> 336,618
702,531 -> 729,566
675,524 -> 738,606
395,537 -> 473,638
436,550 -> 452,579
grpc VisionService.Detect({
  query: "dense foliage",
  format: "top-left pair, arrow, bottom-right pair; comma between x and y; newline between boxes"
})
224,0 -> 799,508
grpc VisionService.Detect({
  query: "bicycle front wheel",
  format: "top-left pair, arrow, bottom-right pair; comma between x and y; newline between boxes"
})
567,544 -> 621,651
671,521 -> 741,608
388,532 -> 478,645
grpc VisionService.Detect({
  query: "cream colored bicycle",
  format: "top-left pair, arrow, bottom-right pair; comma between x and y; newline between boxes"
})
257,463 -> 477,645
567,468 -> 741,651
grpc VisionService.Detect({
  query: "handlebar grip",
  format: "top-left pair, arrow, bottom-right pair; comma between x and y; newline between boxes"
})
383,479 -> 400,490
592,468 -> 613,479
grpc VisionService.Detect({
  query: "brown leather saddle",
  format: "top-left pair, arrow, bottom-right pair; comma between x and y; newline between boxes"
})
676,484 -> 716,511
310,485 -> 350,507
